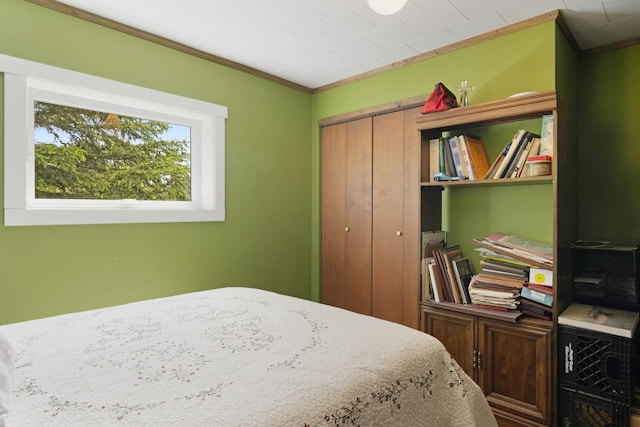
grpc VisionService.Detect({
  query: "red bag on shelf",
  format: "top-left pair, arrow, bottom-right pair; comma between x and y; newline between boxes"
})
421,82 -> 459,113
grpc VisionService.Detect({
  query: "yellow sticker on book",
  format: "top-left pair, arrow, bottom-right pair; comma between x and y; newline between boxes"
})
534,272 -> 546,283
529,268 -> 553,286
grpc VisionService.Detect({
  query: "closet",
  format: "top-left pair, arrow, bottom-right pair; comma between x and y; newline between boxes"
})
320,107 -> 420,328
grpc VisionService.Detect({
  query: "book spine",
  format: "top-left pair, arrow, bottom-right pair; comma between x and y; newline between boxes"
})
438,138 -> 446,174
448,137 -> 465,178
457,135 -> 475,180
510,138 -> 532,178
443,137 -> 457,177
434,249 -> 453,302
521,286 -> 553,306
502,130 -> 530,178
429,138 -> 440,181
484,140 -> 510,179
465,135 -> 490,179
428,262 -> 441,302
421,257 -> 433,301
539,114 -> 554,156
493,129 -> 524,179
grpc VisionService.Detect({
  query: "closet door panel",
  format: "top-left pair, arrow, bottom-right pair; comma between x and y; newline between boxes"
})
402,107 -> 421,328
321,117 -> 373,315
321,124 -> 347,309
344,118 -> 373,315
371,111 -> 405,323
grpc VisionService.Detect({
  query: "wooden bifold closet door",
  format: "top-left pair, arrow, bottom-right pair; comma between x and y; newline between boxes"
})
320,108 -> 420,328
321,117 -> 372,316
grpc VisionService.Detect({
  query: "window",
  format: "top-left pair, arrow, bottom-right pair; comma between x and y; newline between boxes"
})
2,53 -> 227,226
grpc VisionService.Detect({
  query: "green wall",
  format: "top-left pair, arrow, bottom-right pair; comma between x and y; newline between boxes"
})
0,0 -> 312,323
311,22 -> 558,300
578,45 -> 640,241
4,2 -> 634,323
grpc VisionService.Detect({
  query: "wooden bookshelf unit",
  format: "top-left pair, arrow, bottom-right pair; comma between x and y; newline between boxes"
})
417,90 -> 577,427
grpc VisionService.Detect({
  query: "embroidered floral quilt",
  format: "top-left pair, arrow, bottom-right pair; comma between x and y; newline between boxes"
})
0,287 -> 497,426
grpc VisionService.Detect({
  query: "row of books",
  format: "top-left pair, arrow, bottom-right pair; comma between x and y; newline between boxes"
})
485,113 -> 553,179
485,129 -> 541,179
428,114 -> 554,182
428,134 -> 491,181
421,238 -> 474,305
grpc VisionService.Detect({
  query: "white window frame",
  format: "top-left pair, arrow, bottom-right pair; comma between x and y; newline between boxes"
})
1,53 -> 227,226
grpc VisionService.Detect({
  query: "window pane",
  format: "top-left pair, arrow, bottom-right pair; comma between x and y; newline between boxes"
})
34,101 -> 191,201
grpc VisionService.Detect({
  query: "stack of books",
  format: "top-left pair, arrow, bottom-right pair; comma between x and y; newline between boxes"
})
472,232 -> 554,316
469,248 -> 529,310
521,268 -> 554,319
472,231 -> 553,269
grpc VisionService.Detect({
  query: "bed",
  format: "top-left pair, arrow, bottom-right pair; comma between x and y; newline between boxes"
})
0,287 -> 497,426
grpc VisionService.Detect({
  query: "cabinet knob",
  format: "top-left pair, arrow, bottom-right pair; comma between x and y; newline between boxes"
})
345,226 -> 350,232
396,230 -> 402,236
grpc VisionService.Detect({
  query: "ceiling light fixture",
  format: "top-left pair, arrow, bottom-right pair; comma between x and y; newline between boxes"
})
367,0 -> 408,15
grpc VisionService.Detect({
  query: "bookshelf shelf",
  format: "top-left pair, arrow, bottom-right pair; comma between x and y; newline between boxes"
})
420,175 -> 552,188
415,90 -> 557,132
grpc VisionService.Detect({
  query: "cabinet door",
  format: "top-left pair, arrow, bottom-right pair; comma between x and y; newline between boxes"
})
478,319 -> 552,426
321,118 -> 372,315
420,306 -> 476,376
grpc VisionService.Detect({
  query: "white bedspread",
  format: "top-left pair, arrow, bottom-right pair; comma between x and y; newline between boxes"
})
0,287 -> 497,426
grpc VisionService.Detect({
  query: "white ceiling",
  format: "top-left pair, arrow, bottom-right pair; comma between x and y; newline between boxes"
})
52,0 -> 640,90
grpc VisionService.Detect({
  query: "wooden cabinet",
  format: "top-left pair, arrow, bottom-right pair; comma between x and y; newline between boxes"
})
321,107 -> 420,328
421,303 -> 552,426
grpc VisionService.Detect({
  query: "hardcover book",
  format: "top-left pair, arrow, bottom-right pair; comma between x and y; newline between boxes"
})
448,136 -> 466,178
427,262 -> 443,303
493,129 -> 525,179
483,140 -> 510,179
433,249 -> 453,302
521,286 -> 553,307
440,246 -> 465,304
452,257 -> 474,304
462,135 -> 490,180
422,230 -> 446,258
456,135 -> 474,179
539,114 -> 554,156
429,138 -> 441,181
